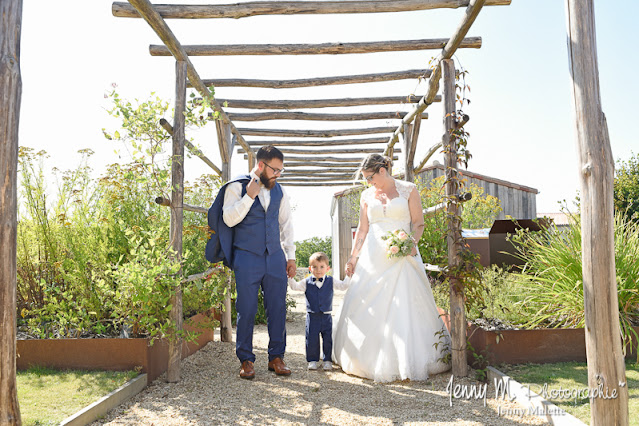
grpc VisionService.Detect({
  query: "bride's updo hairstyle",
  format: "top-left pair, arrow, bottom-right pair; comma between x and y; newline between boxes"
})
357,153 -> 392,180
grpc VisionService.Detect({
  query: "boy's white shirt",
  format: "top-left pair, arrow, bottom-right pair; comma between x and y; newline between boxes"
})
288,275 -> 351,291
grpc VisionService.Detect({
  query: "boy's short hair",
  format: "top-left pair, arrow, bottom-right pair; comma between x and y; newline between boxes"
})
309,252 -> 330,266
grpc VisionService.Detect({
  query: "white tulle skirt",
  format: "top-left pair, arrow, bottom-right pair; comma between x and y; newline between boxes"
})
333,229 -> 451,382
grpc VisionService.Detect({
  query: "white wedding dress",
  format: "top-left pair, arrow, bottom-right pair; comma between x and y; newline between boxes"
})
333,179 -> 451,382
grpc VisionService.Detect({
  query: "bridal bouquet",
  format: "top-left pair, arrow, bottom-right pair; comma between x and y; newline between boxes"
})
382,229 -> 415,258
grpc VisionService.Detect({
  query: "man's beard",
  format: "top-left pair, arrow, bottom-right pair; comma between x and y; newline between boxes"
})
260,173 -> 276,189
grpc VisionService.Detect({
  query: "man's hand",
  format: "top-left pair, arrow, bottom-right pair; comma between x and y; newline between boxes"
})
286,260 -> 297,278
246,176 -> 260,199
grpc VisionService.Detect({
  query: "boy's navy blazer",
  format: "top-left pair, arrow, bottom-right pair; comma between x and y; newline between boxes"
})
205,174 -> 251,268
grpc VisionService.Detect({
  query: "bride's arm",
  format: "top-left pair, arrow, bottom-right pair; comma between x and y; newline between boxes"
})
345,200 -> 369,276
408,187 -> 425,255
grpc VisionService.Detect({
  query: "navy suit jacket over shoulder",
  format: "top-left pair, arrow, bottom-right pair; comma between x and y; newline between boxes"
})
205,174 -> 251,268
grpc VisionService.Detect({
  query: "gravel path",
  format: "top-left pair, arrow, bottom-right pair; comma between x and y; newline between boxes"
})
94,291 -> 549,425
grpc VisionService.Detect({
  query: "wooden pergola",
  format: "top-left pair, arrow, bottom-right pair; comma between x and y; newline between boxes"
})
0,1 -> 629,424
111,0 -> 502,384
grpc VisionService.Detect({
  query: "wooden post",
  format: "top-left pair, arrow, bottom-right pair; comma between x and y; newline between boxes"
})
565,1 -> 628,424
167,60 -> 187,383
443,59 -> 467,377
0,0 -> 23,423
402,123 -> 414,182
403,116 -> 421,182
216,121 -> 234,343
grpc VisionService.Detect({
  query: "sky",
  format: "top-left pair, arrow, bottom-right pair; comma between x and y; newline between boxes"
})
18,0 -> 639,241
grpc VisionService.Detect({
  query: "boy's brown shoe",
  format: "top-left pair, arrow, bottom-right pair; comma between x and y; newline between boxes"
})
267,357 -> 292,376
239,360 -> 255,380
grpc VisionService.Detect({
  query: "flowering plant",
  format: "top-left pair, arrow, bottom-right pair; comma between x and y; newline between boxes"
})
381,229 -> 415,258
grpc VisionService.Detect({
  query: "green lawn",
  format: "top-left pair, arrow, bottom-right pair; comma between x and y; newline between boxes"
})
501,361 -> 639,425
17,366 -> 138,426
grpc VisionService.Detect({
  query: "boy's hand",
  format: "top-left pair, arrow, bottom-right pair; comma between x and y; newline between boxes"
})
287,260 -> 297,278
345,257 -> 357,276
246,176 -> 260,199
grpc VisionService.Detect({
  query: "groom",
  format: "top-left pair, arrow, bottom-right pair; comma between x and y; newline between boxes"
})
221,145 -> 296,379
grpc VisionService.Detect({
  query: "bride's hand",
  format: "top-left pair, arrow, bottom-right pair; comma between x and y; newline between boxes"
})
410,246 -> 418,256
345,257 -> 358,276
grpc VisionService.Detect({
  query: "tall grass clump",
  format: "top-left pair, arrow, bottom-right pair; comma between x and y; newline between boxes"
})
510,210 -> 639,350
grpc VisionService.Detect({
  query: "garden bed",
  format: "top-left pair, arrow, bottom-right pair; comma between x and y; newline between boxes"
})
467,323 -> 639,365
437,308 -> 639,365
16,312 -> 216,384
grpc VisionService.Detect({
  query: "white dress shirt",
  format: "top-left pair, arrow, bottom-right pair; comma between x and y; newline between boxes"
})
222,171 -> 296,260
288,275 -> 351,291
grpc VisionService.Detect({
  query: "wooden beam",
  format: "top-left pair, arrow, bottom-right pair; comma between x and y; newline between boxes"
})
245,155 -> 398,162
155,196 -> 207,214
113,1 -> 512,19
566,0 -> 628,423
210,95 -> 437,109
403,122 -> 415,182
238,147 -> 400,155
167,60 -> 187,383
224,111 -> 428,122
125,0 -> 254,165
199,69 -> 430,88
384,0 -> 488,155
456,113 -> 470,129
237,127 -> 395,137
285,162 -> 361,168
246,137 -> 389,146
284,172 -> 356,178
215,120 -> 230,163
404,115 -> 421,181
423,202 -> 446,216
280,181 -> 358,187
160,118 -> 222,176
151,38 -> 482,56
283,168 -> 357,173
415,141 -> 443,172
0,0 -> 23,423
277,178 -> 358,183
219,122 -> 233,344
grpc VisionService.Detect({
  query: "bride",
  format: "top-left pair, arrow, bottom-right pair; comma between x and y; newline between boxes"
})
333,154 -> 451,382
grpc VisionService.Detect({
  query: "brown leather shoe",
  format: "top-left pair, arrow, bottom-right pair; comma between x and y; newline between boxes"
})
239,360 -> 255,380
267,357 -> 292,376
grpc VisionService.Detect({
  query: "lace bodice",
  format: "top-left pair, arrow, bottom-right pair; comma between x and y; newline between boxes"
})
361,179 -> 416,231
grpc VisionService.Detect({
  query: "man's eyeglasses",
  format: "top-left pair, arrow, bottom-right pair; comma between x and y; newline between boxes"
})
264,162 -> 284,175
363,171 -> 377,183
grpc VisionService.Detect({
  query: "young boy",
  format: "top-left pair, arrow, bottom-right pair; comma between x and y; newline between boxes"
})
288,252 -> 350,371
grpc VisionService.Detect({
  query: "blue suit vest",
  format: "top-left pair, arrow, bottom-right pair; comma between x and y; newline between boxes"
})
305,276 -> 334,313
233,176 -> 283,256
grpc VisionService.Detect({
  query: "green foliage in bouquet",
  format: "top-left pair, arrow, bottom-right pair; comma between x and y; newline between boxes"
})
381,229 -> 415,258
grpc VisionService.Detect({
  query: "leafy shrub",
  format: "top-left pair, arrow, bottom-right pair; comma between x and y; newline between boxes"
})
416,175 -> 502,269
295,236 -> 332,267
614,152 -> 639,221
16,90 -> 227,339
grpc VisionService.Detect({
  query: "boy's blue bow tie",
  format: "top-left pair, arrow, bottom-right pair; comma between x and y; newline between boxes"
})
312,277 -> 324,283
